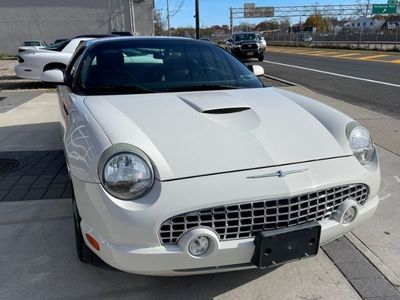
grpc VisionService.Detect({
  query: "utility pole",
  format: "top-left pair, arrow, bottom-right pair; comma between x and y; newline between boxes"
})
195,0 -> 200,39
166,0 -> 171,36
230,7 -> 234,34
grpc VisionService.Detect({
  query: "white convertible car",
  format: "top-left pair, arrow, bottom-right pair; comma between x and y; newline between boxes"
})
15,37 -> 96,80
42,37 -> 380,276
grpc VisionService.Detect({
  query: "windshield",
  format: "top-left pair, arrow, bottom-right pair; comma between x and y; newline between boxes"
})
77,40 -> 265,95
44,39 -> 70,52
23,41 -> 42,46
234,34 -> 257,42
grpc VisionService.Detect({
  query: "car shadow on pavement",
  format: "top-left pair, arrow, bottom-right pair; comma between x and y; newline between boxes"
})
0,75 -> 55,91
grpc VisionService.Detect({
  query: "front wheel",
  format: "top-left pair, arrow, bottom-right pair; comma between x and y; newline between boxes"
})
72,189 -> 95,263
258,54 -> 264,62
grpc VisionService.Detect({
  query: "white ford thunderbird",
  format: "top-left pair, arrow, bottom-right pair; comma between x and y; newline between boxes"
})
42,37 -> 380,276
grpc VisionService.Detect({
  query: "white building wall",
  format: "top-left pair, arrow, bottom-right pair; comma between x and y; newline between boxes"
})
0,0 -> 154,54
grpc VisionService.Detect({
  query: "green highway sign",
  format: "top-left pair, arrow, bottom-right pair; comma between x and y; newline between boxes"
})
372,4 -> 397,14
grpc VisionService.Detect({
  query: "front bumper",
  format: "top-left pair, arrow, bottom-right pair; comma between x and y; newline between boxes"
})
72,155 -> 380,276
231,47 -> 264,58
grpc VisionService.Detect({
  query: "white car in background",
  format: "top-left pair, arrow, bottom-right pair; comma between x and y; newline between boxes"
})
42,37 -> 380,276
15,35 -> 111,80
18,40 -> 47,54
256,34 -> 267,49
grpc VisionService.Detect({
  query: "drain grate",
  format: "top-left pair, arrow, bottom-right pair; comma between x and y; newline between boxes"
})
0,159 -> 21,174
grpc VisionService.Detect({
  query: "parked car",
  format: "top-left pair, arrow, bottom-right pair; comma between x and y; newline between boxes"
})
52,39 -> 68,45
111,31 -> 133,36
42,37 -> 380,276
15,38 -> 92,80
226,32 -> 266,61
18,40 -> 47,53
256,34 -> 267,48
15,35 -> 115,80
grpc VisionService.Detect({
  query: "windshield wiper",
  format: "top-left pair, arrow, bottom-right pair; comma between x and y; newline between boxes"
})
163,85 -> 240,93
84,85 -> 155,94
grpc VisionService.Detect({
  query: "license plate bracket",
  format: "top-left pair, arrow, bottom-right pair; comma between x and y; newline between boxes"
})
251,222 -> 321,269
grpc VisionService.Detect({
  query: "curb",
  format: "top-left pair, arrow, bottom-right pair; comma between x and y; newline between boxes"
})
346,232 -> 400,292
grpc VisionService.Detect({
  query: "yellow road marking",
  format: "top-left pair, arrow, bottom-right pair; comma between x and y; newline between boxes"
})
311,51 -> 340,56
267,47 -> 400,64
332,52 -> 361,57
358,54 -> 389,60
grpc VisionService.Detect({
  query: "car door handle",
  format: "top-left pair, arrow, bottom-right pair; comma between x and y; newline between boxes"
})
63,104 -> 69,115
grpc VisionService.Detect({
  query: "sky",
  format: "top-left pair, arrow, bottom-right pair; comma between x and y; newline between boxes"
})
155,0 -> 386,27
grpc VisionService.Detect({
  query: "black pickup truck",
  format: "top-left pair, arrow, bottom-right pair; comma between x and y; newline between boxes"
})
225,32 -> 266,61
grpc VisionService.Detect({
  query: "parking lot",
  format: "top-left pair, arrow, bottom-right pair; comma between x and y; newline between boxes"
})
1,52 -> 400,300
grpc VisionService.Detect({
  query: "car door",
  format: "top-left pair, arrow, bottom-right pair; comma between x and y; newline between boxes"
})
58,46 -> 85,138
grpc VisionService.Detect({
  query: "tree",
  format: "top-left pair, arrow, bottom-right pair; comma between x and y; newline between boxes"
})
304,14 -> 325,32
354,0 -> 369,17
154,10 -> 165,36
255,19 -> 280,31
279,17 -> 291,29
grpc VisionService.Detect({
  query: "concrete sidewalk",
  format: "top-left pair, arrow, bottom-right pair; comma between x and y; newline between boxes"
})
0,92 -> 63,151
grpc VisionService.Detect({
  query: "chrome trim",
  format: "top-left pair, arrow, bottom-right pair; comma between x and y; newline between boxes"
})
159,184 -> 369,245
247,168 -> 308,179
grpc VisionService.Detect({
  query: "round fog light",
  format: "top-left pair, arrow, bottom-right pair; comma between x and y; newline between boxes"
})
334,199 -> 359,225
343,206 -> 357,224
188,236 -> 210,257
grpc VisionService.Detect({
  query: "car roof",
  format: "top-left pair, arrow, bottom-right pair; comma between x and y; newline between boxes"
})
232,32 -> 257,35
83,36 -> 211,48
72,34 -> 115,39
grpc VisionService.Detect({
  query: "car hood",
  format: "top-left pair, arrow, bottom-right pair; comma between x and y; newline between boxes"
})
234,40 -> 257,44
84,88 -> 352,181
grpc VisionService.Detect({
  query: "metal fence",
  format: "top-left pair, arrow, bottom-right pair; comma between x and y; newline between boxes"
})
264,29 -> 400,50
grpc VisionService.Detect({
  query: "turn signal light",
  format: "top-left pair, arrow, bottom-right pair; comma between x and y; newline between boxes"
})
85,233 -> 100,251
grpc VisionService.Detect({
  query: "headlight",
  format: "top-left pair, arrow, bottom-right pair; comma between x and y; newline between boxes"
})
347,124 -> 375,165
99,146 -> 154,200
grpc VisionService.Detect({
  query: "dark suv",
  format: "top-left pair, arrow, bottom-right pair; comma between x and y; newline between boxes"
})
226,33 -> 265,61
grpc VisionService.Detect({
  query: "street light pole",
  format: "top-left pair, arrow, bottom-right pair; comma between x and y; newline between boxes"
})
166,0 -> 171,36
195,0 -> 200,39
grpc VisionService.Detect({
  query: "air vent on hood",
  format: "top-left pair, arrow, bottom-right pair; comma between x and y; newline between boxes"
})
179,92 -> 251,114
202,107 -> 250,114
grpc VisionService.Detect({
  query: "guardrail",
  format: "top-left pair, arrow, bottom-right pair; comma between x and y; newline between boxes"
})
267,40 -> 400,51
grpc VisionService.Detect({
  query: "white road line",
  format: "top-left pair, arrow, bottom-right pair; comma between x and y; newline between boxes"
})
263,60 -> 400,88
394,176 -> 400,182
380,193 -> 392,201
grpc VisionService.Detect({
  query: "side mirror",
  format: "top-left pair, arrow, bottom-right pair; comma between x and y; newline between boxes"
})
248,65 -> 264,76
226,39 -> 233,43
41,69 -> 66,84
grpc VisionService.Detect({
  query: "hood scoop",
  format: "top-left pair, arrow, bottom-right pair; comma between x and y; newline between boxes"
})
179,92 -> 251,114
203,107 -> 250,114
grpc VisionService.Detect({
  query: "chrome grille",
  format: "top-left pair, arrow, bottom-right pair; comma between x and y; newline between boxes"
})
240,43 -> 258,50
159,184 -> 369,245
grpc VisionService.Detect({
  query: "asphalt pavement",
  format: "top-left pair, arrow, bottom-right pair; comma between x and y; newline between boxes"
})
261,47 -> 400,119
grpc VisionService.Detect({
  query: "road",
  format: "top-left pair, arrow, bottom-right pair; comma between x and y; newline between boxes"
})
260,47 -> 400,119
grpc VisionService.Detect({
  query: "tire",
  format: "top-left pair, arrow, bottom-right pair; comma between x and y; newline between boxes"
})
258,54 -> 264,62
72,189 -> 95,263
